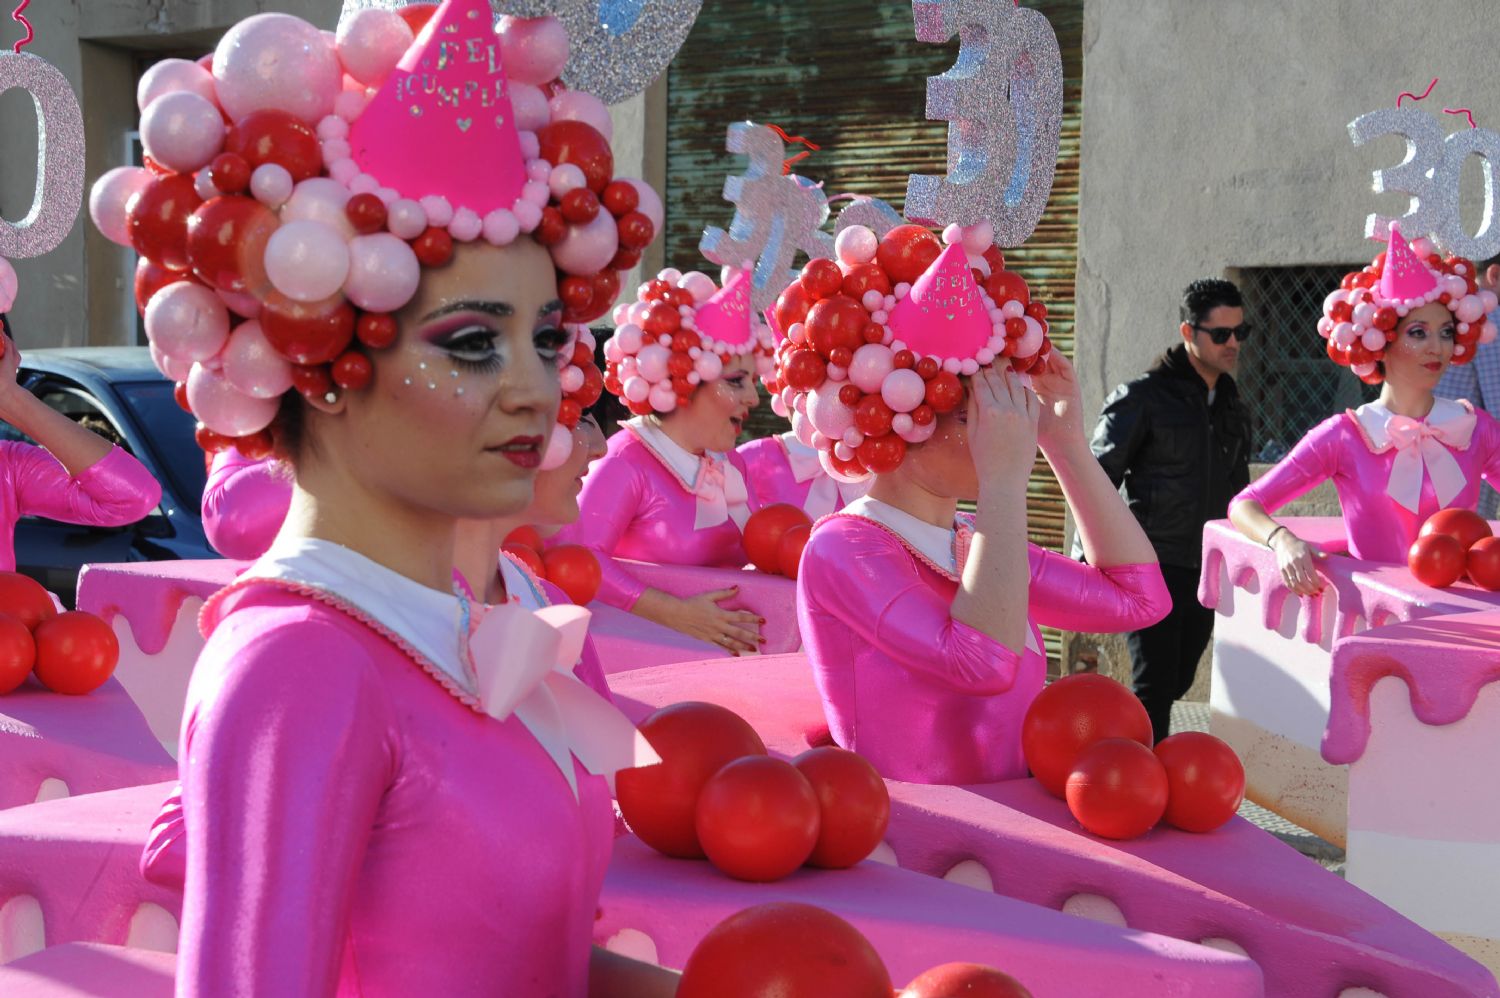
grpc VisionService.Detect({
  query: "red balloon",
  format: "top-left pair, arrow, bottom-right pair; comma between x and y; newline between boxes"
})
1153,732 -> 1245,833
841,262 -> 892,300
1065,738 -> 1169,840
502,542 -> 545,578
186,195 -> 279,294
924,371 -> 963,413
412,226 -> 454,267
982,245 -> 1006,274
1467,536 -> 1500,590
541,545 -> 602,605
696,756 -> 821,881
743,503 -> 813,574
781,350 -> 826,392
225,110 -> 322,182
1021,673 -> 1153,798
504,525 -> 543,551
0,613 -> 35,695
396,3 -> 438,34
127,173 -> 203,271
853,395 -> 894,437
678,903 -> 892,998
799,258 -> 844,300
345,193 -> 388,235
33,611 -> 120,696
582,269 -> 621,323
855,434 -> 905,474
983,270 -> 1031,307
641,300 -> 681,335
0,572 -> 57,632
356,313 -> 398,350
261,294 -> 357,365
876,225 -> 943,284
828,449 -> 867,480
207,153 -> 251,195
777,523 -> 811,580
195,425 -> 234,453
900,962 -> 1034,998
804,296 -> 867,357
601,180 -> 639,217
1408,532 -> 1465,589
615,212 -> 655,252
616,702 -> 767,858
536,120 -> 614,193
134,258 -> 190,314
1419,507 -> 1493,552
331,351 -> 372,391
775,281 -> 815,334
290,364 -> 333,400
792,747 -> 890,869
235,429 -> 275,461
559,187 -> 601,224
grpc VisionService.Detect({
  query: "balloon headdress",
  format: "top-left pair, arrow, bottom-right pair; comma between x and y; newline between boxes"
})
601,265 -> 775,416
89,0 -> 657,464
1320,223 -> 1497,384
766,221 -> 1051,480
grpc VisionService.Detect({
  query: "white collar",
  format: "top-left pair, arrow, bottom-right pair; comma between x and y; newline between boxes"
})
841,495 -> 959,575
780,432 -> 825,484
625,416 -> 724,491
243,537 -> 472,694
499,555 -> 547,611
1353,397 -> 1474,452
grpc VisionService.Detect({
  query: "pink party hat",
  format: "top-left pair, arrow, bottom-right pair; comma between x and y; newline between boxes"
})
888,242 -> 990,360
1379,222 -> 1440,304
348,0 -> 527,214
763,306 -> 784,345
695,268 -> 754,349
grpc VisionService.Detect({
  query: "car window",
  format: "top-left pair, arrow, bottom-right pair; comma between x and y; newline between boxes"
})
112,380 -> 207,503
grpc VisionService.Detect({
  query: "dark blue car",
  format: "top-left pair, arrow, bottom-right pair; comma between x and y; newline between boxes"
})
4,347 -> 215,605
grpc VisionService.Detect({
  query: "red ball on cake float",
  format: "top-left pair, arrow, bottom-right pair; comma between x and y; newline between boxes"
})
765,219 -> 1051,482
89,1 -> 660,460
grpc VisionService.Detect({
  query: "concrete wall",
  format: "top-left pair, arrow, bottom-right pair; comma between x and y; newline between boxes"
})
1075,0 -> 1500,418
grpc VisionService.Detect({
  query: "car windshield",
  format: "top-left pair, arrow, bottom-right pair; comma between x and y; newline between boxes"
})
114,380 -> 207,504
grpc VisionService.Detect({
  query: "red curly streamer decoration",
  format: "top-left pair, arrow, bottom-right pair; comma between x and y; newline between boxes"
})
1396,77 -> 1438,107
1444,107 -> 1477,129
9,0 -> 32,53
765,123 -> 821,176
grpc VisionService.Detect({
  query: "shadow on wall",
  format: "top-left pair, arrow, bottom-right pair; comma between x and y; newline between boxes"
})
1059,467 -> 1343,700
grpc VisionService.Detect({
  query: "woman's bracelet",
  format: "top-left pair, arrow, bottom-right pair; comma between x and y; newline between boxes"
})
1266,525 -> 1289,549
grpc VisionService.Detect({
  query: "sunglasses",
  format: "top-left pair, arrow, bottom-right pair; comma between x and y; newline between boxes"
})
1192,323 -> 1252,345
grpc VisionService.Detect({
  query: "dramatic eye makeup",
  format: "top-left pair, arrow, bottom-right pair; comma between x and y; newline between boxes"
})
421,299 -> 567,372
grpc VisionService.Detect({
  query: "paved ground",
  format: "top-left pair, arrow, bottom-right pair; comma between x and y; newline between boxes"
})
1171,700 -> 1346,875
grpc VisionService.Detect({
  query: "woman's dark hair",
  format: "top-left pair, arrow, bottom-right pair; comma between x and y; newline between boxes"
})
270,391 -> 308,463
0,313 -> 11,340
1179,279 -> 1243,326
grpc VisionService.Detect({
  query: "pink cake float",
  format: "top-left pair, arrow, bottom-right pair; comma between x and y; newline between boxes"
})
606,652 -> 1499,996
0,943 -> 174,997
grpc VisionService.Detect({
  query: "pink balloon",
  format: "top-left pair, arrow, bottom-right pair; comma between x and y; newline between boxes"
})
848,343 -> 894,394
387,198 -> 426,240
509,82 -> 551,132
221,320 -> 294,399
539,422 -> 575,471
551,210 -> 619,277
281,178 -> 355,239
880,368 -> 926,413
548,90 -> 612,141
188,362 -> 279,437
89,167 -> 153,247
344,233 -> 420,313
213,13 -> 342,124
137,58 -> 218,112
145,282 -> 231,362
265,220 -> 351,302
141,91 -> 226,174
217,289 -> 263,319
335,11 -> 414,88
497,16 -> 570,86
807,383 -> 855,438
249,163 -> 294,208
0,259 -> 16,314
620,178 -> 663,233
149,342 -> 194,382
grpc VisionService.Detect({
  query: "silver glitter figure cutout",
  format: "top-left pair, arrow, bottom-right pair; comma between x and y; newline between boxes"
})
0,51 -> 86,260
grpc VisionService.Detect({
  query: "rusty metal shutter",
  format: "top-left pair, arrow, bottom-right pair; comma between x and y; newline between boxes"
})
666,3 -> 1083,655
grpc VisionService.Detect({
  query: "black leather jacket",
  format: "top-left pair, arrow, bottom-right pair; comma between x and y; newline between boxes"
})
1087,345 -> 1251,568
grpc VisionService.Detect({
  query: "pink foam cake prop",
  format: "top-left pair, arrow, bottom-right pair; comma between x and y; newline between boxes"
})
693,267 -> 755,349
347,0 -> 527,214
888,242 -> 990,361
0,943 -> 175,997
1380,222 -> 1440,304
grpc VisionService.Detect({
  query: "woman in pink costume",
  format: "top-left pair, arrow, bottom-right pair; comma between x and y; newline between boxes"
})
778,223 -> 1169,784
556,267 -> 770,653
95,2 -> 673,993
0,313 -> 161,572
1231,224 -> 1500,594
200,444 -> 289,559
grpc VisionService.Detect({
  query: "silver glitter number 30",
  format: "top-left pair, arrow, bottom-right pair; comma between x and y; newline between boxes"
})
0,52 -> 86,259
903,0 -> 1063,245
1350,106 -> 1500,261
699,122 -> 835,315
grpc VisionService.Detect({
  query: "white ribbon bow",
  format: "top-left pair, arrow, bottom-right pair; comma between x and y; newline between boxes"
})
1383,413 -> 1474,513
782,433 -> 868,519
692,454 -> 752,532
469,602 -> 659,797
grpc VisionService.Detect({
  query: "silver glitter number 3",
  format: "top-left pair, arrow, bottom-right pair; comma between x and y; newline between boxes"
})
903,0 -> 1063,245
699,122 -> 835,315
1350,106 -> 1500,261
0,52 -> 86,259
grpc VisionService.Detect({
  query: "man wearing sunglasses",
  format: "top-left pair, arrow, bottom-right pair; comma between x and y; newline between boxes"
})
1083,278 -> 1252,742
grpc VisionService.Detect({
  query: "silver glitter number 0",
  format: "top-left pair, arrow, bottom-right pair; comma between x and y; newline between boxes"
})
1350,107 -> 1500,261
0,52 -> 86,259
904,0 -> 1063,245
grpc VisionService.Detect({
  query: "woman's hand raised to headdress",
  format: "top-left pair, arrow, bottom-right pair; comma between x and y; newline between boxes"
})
0,332 -> 25,421
1029,349 -> 1086,453
967,364 -> 1039,489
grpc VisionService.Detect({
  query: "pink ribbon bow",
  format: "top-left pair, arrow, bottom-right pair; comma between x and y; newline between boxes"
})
467,601 -> 659,797
693,454 -> 751,531
1384,414 -> 1472,513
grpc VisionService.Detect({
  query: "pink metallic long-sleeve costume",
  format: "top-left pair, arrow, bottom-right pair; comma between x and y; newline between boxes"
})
0,443 -> 159,572
555,418 -> 751,609
737,431 -> 868,517
200,447 -> 289,560
1234,398 -> 1500,563
173,539 -> 636,997
798,497 -> 1169,785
